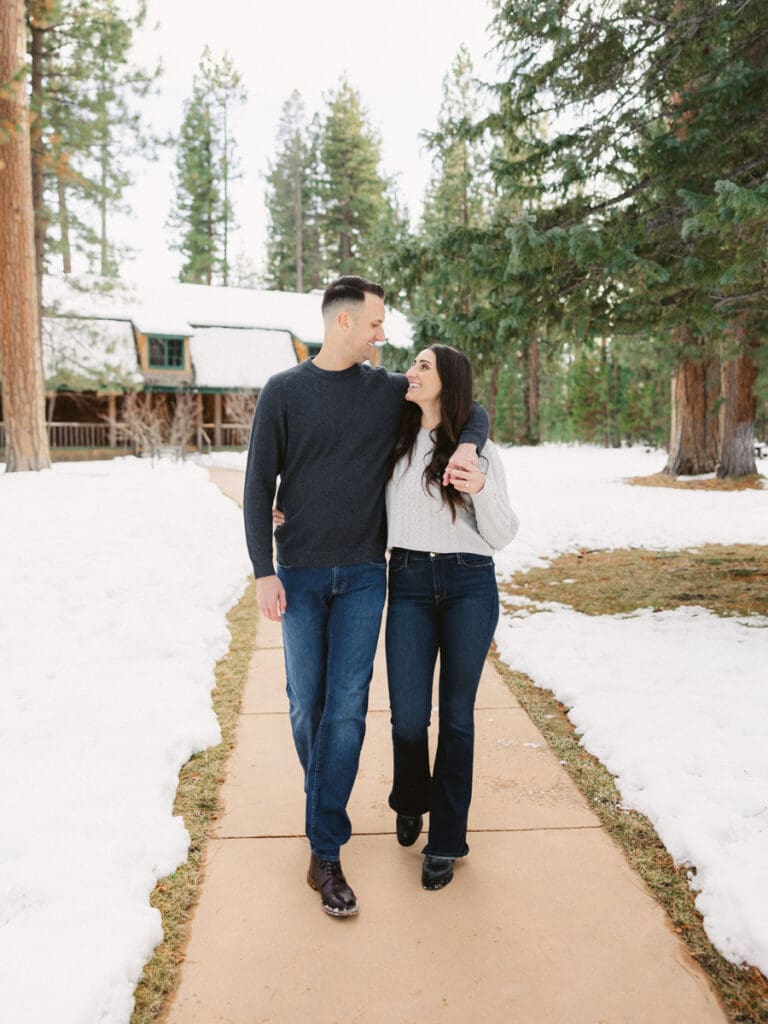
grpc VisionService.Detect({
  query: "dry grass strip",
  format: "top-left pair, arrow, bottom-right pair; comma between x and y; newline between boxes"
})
629,472 -> 765,491
491,653 -> 768,1024
501,545 -> 768,618
130,579 -> 259,1024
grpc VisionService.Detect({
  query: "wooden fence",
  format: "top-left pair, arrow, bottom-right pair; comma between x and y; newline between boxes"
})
0,421 -> 250,451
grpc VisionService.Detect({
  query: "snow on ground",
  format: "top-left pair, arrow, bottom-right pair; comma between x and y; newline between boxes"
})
0,458 -> 251,1024
493,444 -> 768,976
196,449 -> 249,471
1,444 -> 767,1022
493,444 -> 768,577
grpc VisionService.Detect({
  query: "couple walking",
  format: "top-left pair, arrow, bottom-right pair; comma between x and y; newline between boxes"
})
243,276 -> 518,917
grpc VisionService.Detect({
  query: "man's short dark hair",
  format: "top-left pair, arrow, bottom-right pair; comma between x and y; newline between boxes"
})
321,276 -> 385,315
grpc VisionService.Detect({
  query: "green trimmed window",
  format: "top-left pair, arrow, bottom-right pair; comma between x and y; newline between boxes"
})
148,335 -> 185,369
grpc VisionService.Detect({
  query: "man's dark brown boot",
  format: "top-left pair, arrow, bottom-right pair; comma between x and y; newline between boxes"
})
307,854 -> 359,916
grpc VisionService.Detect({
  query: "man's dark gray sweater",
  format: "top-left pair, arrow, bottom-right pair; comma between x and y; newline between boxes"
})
243,358 -> 488,578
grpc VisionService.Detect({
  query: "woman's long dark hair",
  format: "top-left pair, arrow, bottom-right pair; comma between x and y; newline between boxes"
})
387,344 -> 475,521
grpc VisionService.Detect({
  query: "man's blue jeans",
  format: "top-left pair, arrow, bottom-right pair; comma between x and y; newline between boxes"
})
385,549 -> 500,859
277,558 -> 386,860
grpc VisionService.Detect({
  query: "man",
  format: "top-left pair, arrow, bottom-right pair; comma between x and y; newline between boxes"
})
243,276 -> 488,917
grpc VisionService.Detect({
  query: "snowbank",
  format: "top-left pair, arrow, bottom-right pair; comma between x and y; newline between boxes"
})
0,458 -> 251,1023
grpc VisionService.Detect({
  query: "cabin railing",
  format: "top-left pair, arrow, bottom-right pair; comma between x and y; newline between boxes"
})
0,421 -> 130,449
0,421 -> 251,451
202,422 -> 251,447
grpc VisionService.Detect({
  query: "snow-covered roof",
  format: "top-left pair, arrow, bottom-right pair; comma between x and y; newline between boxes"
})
190,328 -> 297,389
42,317 -> 143,390
43,276 -> 414,349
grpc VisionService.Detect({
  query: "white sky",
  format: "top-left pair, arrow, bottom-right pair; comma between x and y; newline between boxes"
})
112,0 -> 501,284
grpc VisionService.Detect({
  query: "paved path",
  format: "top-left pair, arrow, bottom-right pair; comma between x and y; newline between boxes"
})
161,469 -> 728,1023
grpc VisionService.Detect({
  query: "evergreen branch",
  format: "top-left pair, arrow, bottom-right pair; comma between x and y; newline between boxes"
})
711,290 -> 765,309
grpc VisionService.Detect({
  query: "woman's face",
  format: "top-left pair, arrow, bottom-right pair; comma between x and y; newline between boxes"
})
405,349 -> 442,406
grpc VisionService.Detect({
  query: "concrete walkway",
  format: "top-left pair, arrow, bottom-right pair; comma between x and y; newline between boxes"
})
161,469 -> 728,1023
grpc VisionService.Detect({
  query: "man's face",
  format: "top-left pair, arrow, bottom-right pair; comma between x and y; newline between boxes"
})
348,293 -> 386,362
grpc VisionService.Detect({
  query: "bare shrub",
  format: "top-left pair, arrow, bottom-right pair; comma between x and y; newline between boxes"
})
120,394 -> 166,455
168,393 -> 197,452
225,392 -> 258,445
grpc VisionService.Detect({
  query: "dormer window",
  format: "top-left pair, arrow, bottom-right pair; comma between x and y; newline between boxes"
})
148,335 -> 185,369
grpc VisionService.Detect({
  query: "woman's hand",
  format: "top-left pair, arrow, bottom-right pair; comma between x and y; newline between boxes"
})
272,506 -> 285,529
447,459 -> 485,495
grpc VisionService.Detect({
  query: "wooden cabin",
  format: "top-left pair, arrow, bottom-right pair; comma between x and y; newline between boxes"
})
0,277 -> 412,456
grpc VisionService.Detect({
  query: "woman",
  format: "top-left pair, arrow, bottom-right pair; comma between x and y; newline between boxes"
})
385,344 -> 518,890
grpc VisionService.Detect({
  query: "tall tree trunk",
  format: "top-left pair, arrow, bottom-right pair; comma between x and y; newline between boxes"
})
0,0 -> 51,471
340,200 -> 352,266
487,362 -> 499,440
57,172 -> 71,273
523,336 -> 540,445
609,353 -> 621,448
96,61 -> 110,277
294,154 -> 303,291
28,12 -> 47,319
664,344 -> 719,475
718,345 -> 758,478
222,103 -> 229,287
599,337 -> 612,447
205,200 -> 212,286
100,132 -> 109,277
205,130 -> 213,285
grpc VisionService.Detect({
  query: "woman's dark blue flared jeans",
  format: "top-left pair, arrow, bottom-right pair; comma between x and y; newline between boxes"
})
385,549 -> 500,859
277,558 -> 386,861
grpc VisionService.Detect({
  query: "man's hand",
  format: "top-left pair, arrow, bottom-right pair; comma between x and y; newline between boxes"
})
256,575 -> 287,621
443,442 -> 479,487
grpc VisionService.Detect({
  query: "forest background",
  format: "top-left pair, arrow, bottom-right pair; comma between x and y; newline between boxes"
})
1,0 -> 767,476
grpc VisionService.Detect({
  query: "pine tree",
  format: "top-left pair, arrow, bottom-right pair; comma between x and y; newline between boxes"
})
1,0 -> 51,470
168,47 -> 245,286
169,79 -> 220,284
680,178 -> 768,475
209,50 -> 245,286
484,0 -> 768,473
421,46 -> 488,238
263,79 -> 404,293
264,91 -> 322,291
384,47 -> 606,442
317,77 -> 388,277
384,49 -> 512,431
28,0 -> 160,281
367,183 -> 411,308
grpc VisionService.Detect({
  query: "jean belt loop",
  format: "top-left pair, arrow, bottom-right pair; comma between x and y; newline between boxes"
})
403,549 -> 409,569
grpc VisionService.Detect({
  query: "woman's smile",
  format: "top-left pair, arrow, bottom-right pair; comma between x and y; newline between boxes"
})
405,349 -> 442,408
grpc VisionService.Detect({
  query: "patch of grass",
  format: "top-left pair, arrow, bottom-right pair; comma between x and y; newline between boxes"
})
628,472 -> 764,491
490,651 -> 768,1024
130,579 -> 258,1024
501,545 -> 768,618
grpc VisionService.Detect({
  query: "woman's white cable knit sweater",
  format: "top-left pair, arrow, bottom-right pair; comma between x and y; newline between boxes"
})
386,429 -> 519,554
